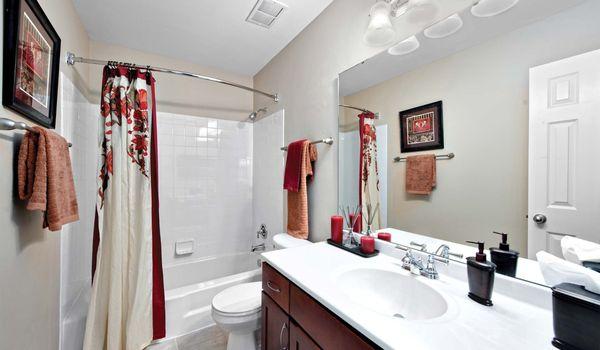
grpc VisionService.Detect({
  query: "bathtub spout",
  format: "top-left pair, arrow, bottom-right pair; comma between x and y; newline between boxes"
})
251,243 -> 266,253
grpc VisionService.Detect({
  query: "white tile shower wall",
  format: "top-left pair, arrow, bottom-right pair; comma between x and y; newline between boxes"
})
252,110 -> 285,248
58,73 -> 98,350
158,112 -> 254,267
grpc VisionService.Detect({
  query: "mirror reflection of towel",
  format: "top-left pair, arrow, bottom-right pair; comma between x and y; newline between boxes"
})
17,127 -> 79,231
537,251 -> 600,294
561,236 -> 600,265
405,154 -> 436,195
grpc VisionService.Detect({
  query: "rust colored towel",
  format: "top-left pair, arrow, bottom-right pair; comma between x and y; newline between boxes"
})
287,141 -> 317,239
405,154 -> 436,195
283,139 -> 308,192
18,127 -> 79,231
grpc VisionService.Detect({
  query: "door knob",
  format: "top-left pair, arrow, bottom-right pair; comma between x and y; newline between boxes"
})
532,214 -> 547,224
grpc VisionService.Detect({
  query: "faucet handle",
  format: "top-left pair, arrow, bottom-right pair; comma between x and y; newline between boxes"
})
424,254 -> 439,279
401,250 -> 413,269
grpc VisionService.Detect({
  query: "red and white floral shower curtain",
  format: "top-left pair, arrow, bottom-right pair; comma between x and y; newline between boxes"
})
359,112 -> 381,230
84,66 -> 165,350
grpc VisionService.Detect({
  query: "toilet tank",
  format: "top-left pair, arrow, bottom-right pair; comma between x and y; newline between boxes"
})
273,233 -> 312,249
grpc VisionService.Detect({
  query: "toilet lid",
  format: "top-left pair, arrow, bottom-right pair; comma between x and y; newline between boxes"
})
212,282 -> 262,315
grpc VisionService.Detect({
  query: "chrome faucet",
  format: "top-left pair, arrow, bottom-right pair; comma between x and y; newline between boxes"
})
251,243 -> 266,252
400,249 -> 441,280
256,224 -> 268,239
434,244 -> 464,260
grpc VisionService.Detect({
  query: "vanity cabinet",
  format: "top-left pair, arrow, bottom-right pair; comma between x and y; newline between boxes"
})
262,262 -> 379,350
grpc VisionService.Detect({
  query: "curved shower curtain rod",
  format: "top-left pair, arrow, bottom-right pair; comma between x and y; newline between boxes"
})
339,104 -> 380,119
66,52 -> 279,102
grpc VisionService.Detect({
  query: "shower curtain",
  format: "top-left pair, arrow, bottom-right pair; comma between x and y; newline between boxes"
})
84,66 -> 165,350
359,112 -> 381,230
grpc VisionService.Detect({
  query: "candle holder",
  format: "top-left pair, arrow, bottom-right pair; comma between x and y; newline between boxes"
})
340,205 -> 362,248
364,203 -> 380,237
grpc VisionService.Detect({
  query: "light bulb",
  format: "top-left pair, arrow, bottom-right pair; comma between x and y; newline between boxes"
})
364,1 -> 396,46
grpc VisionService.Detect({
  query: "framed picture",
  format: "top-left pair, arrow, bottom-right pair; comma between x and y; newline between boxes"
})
3,0 -> 61,128
399,101 -> 444,153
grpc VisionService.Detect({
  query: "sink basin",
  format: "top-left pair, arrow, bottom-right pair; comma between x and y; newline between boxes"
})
335,267 -> 448,321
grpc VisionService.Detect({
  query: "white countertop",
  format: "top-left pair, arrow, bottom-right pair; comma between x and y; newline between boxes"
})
262,242 -> 554,350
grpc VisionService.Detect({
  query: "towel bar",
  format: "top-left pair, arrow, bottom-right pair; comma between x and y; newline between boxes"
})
394,153 -> 454,163
281,137 -> 334,151
0,117 -> 72,147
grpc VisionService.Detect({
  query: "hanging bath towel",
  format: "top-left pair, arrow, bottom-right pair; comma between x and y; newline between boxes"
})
84,66 -> 165,350
286,140 -> 317,239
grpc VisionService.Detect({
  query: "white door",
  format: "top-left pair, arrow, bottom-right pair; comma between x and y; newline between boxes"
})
528,49 -> 600,258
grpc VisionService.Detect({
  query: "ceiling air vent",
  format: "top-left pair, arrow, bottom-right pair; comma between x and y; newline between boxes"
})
246,0 -> 288,28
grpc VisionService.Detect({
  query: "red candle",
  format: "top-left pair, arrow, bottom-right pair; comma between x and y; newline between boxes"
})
330,215 -> 343,243
349,213 -> 362,233
360,236 -> 375,254
378,232 -> 392,242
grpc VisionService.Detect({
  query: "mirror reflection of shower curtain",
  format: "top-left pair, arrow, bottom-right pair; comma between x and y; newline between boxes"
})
359,113 -> 381,230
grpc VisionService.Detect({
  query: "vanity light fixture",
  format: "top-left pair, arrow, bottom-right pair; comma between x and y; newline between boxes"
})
471,0 -> 519,18
387,35 -> 420,56
405,0 -> 438,23
364,1 -> 397,46
424,14 -> 463,39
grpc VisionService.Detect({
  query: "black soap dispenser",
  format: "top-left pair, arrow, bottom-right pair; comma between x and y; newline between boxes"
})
466,241 -> 496,306
489,231 -> 519,277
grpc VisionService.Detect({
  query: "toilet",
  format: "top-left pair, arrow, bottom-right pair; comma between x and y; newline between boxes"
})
273,232 -> 313,250
211,233 -> 312,350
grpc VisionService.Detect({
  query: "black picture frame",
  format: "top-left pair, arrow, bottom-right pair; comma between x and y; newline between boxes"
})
399,101 -> 444,153
3,0 -> 61,128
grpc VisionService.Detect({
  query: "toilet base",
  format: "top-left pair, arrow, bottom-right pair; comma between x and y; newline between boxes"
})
227,331 -> 257,350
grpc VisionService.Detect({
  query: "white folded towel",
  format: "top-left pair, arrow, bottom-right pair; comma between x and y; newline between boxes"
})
537,251 -> 600,294
561,236 -> 600,265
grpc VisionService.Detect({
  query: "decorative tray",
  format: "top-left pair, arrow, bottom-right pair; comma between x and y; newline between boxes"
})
326,239 -> 379,258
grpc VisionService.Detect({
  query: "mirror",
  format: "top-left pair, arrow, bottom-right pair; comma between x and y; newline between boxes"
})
338,0 -> 600,286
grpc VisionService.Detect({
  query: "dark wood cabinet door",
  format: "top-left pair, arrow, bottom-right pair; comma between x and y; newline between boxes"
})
290,321 -> 321,350
262,292 -> 290,350
290,285 -> 378,350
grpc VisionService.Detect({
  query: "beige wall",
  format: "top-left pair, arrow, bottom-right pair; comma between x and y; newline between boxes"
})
0,0 -> 90,349
253,0 -> 472,241
88,40 -> 254,120
343,1 -> 600,255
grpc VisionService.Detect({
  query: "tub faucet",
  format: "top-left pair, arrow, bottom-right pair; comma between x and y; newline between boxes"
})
251,243 -> 266,253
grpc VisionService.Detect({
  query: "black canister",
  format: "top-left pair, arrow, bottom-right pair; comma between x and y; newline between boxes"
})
490,231 -> 519,277
466,240 -> 496,306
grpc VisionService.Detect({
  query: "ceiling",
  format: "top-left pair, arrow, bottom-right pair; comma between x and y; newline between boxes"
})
72,0 -> 334,76
340,0 -> 589,96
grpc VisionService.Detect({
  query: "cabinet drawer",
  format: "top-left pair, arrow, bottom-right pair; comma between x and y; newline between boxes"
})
262,263 -> 290,313
290,284 -> 378,350
290,321 -> 321,350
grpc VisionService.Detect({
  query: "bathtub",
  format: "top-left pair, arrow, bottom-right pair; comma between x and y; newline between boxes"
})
162,252 -> 262,339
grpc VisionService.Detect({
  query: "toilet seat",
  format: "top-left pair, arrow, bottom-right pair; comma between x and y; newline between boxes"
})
212,282 -> 262,317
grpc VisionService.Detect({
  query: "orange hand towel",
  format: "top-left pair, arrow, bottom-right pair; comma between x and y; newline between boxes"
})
18,127 -> 79,231
286,141 -> 317,240
405,154 -> 436,195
